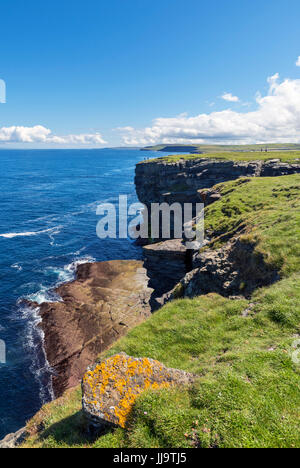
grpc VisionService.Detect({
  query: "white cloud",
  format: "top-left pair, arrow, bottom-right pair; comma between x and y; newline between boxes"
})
0,125 -> 106,146
221,92 -> 239,102
296,56 -> 300,67
119,73 -> 300,145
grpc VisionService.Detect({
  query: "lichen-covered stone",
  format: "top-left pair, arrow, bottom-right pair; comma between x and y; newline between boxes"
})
82,353 -> 195,430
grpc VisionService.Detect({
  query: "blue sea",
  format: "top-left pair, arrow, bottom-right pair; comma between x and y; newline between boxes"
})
0,148 -> 152,439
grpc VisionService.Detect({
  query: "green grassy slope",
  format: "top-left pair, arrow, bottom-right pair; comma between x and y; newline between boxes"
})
22,175 -> 300,448
144,143 -> 300,153
141,150 -> 300,164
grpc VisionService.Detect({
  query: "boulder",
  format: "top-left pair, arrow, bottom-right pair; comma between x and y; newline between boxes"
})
82,353 -> 195,430
172,238 -> 279,300
197,187 -> 222,205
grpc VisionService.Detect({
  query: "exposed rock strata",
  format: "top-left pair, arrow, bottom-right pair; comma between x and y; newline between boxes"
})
31,261 -> 153,397
134,157 -> 287,304
165,238 -> 279,301
135,158 -> 300,206
82,353 -> 195,431
142,239 -> 190,305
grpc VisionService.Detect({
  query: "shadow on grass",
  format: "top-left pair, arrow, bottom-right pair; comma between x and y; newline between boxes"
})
38,410 -> 115,447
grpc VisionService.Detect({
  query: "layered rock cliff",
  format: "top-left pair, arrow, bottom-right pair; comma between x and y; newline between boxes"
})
135,157 -> 300,205
135,156 -> 300,304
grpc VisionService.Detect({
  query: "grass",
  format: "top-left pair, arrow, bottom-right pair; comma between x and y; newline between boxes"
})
144,143 -> 300,153
22,175 -> 300,448
203,176 -> 300,276
140,150 -> 300,164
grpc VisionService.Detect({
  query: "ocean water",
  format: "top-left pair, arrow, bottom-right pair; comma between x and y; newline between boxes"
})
0,148 -> 152,439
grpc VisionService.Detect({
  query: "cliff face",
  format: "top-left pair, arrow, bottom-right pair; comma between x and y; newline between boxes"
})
135,157 -> 300,305
135,158 -> 300,205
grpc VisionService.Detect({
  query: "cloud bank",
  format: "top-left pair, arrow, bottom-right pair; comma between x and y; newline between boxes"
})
0,125 -> 106,146
120,73 -> 300,145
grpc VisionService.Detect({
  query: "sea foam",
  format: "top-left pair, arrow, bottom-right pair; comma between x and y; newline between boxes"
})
0,226 -> 61,239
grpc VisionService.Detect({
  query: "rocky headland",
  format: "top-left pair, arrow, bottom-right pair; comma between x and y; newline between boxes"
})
27,155 -> 300,398
3,152 -> 300,448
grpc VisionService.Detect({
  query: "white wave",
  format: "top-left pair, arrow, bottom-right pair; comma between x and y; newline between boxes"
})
16,254 -> 95,405
75,197 -> 116,215
58,255 -> 95,283
48,226 -> 62,246
11,263 -> 23,271
0,226 -> 61,239
18,305 -> 54,404
26,286 -> 62,305
73,246 -> 87,256
0,231 -> 40,238
22,214 -> 59,225
25,255 -> 95,305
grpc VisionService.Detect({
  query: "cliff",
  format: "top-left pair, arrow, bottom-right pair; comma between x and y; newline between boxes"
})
136,152 -> 300,303
20,170 -> 300,448
135,155 -> 300,205
40,153 -> 300,398
4,151 -> 300,448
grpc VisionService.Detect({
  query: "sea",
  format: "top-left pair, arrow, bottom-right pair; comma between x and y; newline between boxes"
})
0,148 -> 153,439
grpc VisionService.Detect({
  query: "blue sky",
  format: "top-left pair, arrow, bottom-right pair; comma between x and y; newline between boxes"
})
1,0 -> 300,147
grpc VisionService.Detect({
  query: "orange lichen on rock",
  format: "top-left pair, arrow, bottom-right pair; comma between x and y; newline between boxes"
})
82,353 -> 195,429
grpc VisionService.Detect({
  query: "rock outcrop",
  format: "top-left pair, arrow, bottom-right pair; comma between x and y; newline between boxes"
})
134,157 -> 292,303
31,261 -> 154,397
178,238 -> 279,300
135,158 -> 300,206
142,239 -> 191,308
82,353 -> 195,431
0,427 -> 27,448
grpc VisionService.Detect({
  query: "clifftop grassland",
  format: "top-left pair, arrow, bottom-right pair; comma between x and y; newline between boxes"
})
143,143 -> 300,153
22,174 -> 300,448
141,150 -> 300,164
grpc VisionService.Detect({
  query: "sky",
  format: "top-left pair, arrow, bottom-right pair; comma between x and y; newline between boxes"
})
1,0 -> 300,148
